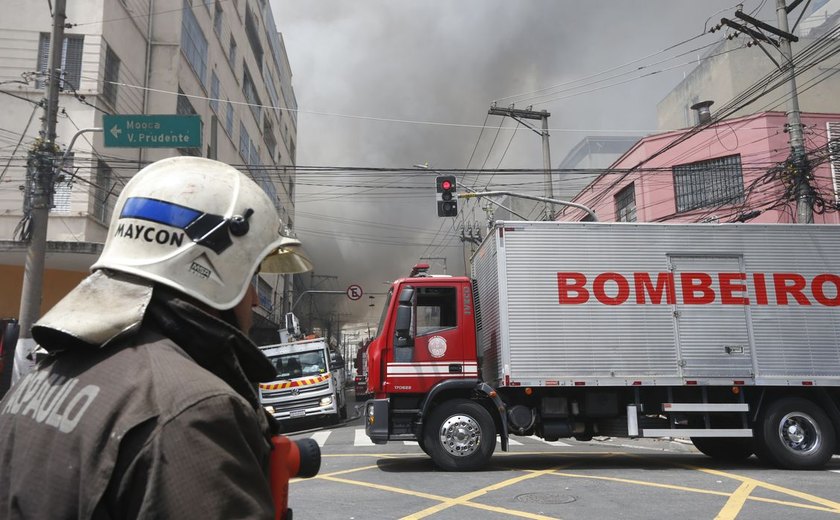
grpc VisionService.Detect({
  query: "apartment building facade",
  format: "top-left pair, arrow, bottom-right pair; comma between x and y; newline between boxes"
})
0,0 -> 299,325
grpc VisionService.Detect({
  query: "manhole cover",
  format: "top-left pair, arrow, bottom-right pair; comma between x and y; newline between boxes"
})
514,493 -> 576,504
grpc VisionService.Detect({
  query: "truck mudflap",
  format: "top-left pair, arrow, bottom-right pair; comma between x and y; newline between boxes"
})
365,398 -> 390,444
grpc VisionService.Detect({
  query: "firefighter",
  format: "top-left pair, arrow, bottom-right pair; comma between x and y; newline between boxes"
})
0,157 -> 312,519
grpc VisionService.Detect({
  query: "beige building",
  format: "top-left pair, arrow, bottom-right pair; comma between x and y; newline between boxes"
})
0,0 -> 298,326
657,8 -> 840,131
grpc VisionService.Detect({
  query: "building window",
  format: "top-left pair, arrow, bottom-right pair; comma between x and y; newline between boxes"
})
102,45 -> 120,107
244,6 -> 264,72
177,89 -> 201,156
263,114 -> 276,159
213,1 -> 223,38
36,33 -> 84,90
210,70 -> 220,113
225,100 -> 234,136
52,152 -> 74,214
93,160 -> 113,224
615,183 -> 637,222
673,154 -> 744,213
239,122 -> 251,163
228,37 -> 237,68
181,0 -> 208,85
242,66 -> 262,122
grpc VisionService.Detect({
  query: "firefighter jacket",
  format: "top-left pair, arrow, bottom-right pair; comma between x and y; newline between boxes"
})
0,285 -> 278,519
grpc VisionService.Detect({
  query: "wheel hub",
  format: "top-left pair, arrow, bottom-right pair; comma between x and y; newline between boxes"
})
779,412 -> 820,454
439,414 -> 481,457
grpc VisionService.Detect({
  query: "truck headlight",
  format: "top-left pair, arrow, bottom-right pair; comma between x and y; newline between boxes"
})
319,396 -> 333,407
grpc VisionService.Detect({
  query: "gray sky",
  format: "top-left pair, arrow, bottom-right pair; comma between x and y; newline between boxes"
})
269,1 -> 771,332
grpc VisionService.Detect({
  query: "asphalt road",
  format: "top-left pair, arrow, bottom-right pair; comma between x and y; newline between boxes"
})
281,399 -> 840,520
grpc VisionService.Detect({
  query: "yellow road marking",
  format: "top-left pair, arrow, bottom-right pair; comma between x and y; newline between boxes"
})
715,481 -> 757,520
321,473 -> 560,520
299,451 -> 840,517
400,465 -> 572,520
689,465 -> 840,513
548,471 -> 837,513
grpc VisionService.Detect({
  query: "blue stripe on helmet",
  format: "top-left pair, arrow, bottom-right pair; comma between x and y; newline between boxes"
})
120,197 -> 202,230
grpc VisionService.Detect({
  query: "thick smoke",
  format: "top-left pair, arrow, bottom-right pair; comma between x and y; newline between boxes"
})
271,0 -> 771,331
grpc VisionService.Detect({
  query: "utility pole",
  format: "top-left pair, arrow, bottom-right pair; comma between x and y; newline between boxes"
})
13,0 -> 67,383
720,2 -> 812,222
774,0 -> 812,223
488,105 -> 553,220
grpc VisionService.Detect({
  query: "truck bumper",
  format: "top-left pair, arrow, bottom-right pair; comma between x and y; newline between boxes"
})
365,398 -> 390,444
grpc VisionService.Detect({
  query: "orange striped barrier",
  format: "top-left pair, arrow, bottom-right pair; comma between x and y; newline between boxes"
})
259,373 -> 331,391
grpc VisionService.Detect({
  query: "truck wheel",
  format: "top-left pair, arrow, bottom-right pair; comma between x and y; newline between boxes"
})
690,437 -> 753,461
423,399 -> 496,471
339,403 -> 347,420
754,397 -> 836,470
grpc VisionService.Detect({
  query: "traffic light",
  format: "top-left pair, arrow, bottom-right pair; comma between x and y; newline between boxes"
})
436,175 -> 457,217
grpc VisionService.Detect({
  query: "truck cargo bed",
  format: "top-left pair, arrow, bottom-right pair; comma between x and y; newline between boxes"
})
472,222 -> 840,387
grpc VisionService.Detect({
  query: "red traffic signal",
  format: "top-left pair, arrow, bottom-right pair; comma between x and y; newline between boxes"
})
435,175 -> 457,217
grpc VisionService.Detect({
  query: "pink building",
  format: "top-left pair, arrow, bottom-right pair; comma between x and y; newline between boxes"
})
560,111 -> 840,225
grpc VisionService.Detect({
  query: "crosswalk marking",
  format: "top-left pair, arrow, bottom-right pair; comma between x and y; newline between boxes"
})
310,431 -> 331,447
536,437 -> 571,447
354,428 -> 376,446
296,428 -> 575,448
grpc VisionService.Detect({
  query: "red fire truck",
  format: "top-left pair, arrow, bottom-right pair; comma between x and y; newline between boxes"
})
365,221 -> 840,471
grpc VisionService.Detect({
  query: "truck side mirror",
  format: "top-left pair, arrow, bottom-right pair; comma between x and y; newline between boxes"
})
395,305 -> 412,337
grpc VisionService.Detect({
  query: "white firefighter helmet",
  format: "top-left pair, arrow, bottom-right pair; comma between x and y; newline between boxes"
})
91,156 -> 309,310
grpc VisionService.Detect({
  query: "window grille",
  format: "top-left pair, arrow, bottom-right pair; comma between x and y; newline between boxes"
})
614,183 -> 637,222
36,33 -> 84,90
51,152 -> 74,214
828,122 -> 840,203
672,154 -> 744,213
181,0 -> 208,84
102,45 -> 120,107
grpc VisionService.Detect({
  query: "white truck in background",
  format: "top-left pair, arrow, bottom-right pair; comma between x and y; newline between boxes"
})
259,315 -> 348,425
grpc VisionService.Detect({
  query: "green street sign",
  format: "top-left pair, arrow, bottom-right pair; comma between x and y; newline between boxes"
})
103,114 -> 202,148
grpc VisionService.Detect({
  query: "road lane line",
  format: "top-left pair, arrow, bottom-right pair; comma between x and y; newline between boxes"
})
716,481 -> 757,520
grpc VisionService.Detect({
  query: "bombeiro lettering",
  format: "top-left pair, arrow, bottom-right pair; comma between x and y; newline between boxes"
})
557,271 -> 840,307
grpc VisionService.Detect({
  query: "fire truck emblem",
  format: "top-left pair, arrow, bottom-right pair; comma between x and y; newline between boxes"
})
428,336 -> 447,358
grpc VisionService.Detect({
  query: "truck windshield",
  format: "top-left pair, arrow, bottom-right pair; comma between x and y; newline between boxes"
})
376,288 -> 393,335
270,350 -> 328,379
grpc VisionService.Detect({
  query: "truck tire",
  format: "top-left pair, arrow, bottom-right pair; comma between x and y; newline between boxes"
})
754,397 -> 836,470
690,437 -> 754,461
339,402 -> 347,420
423,399 -> 496,471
